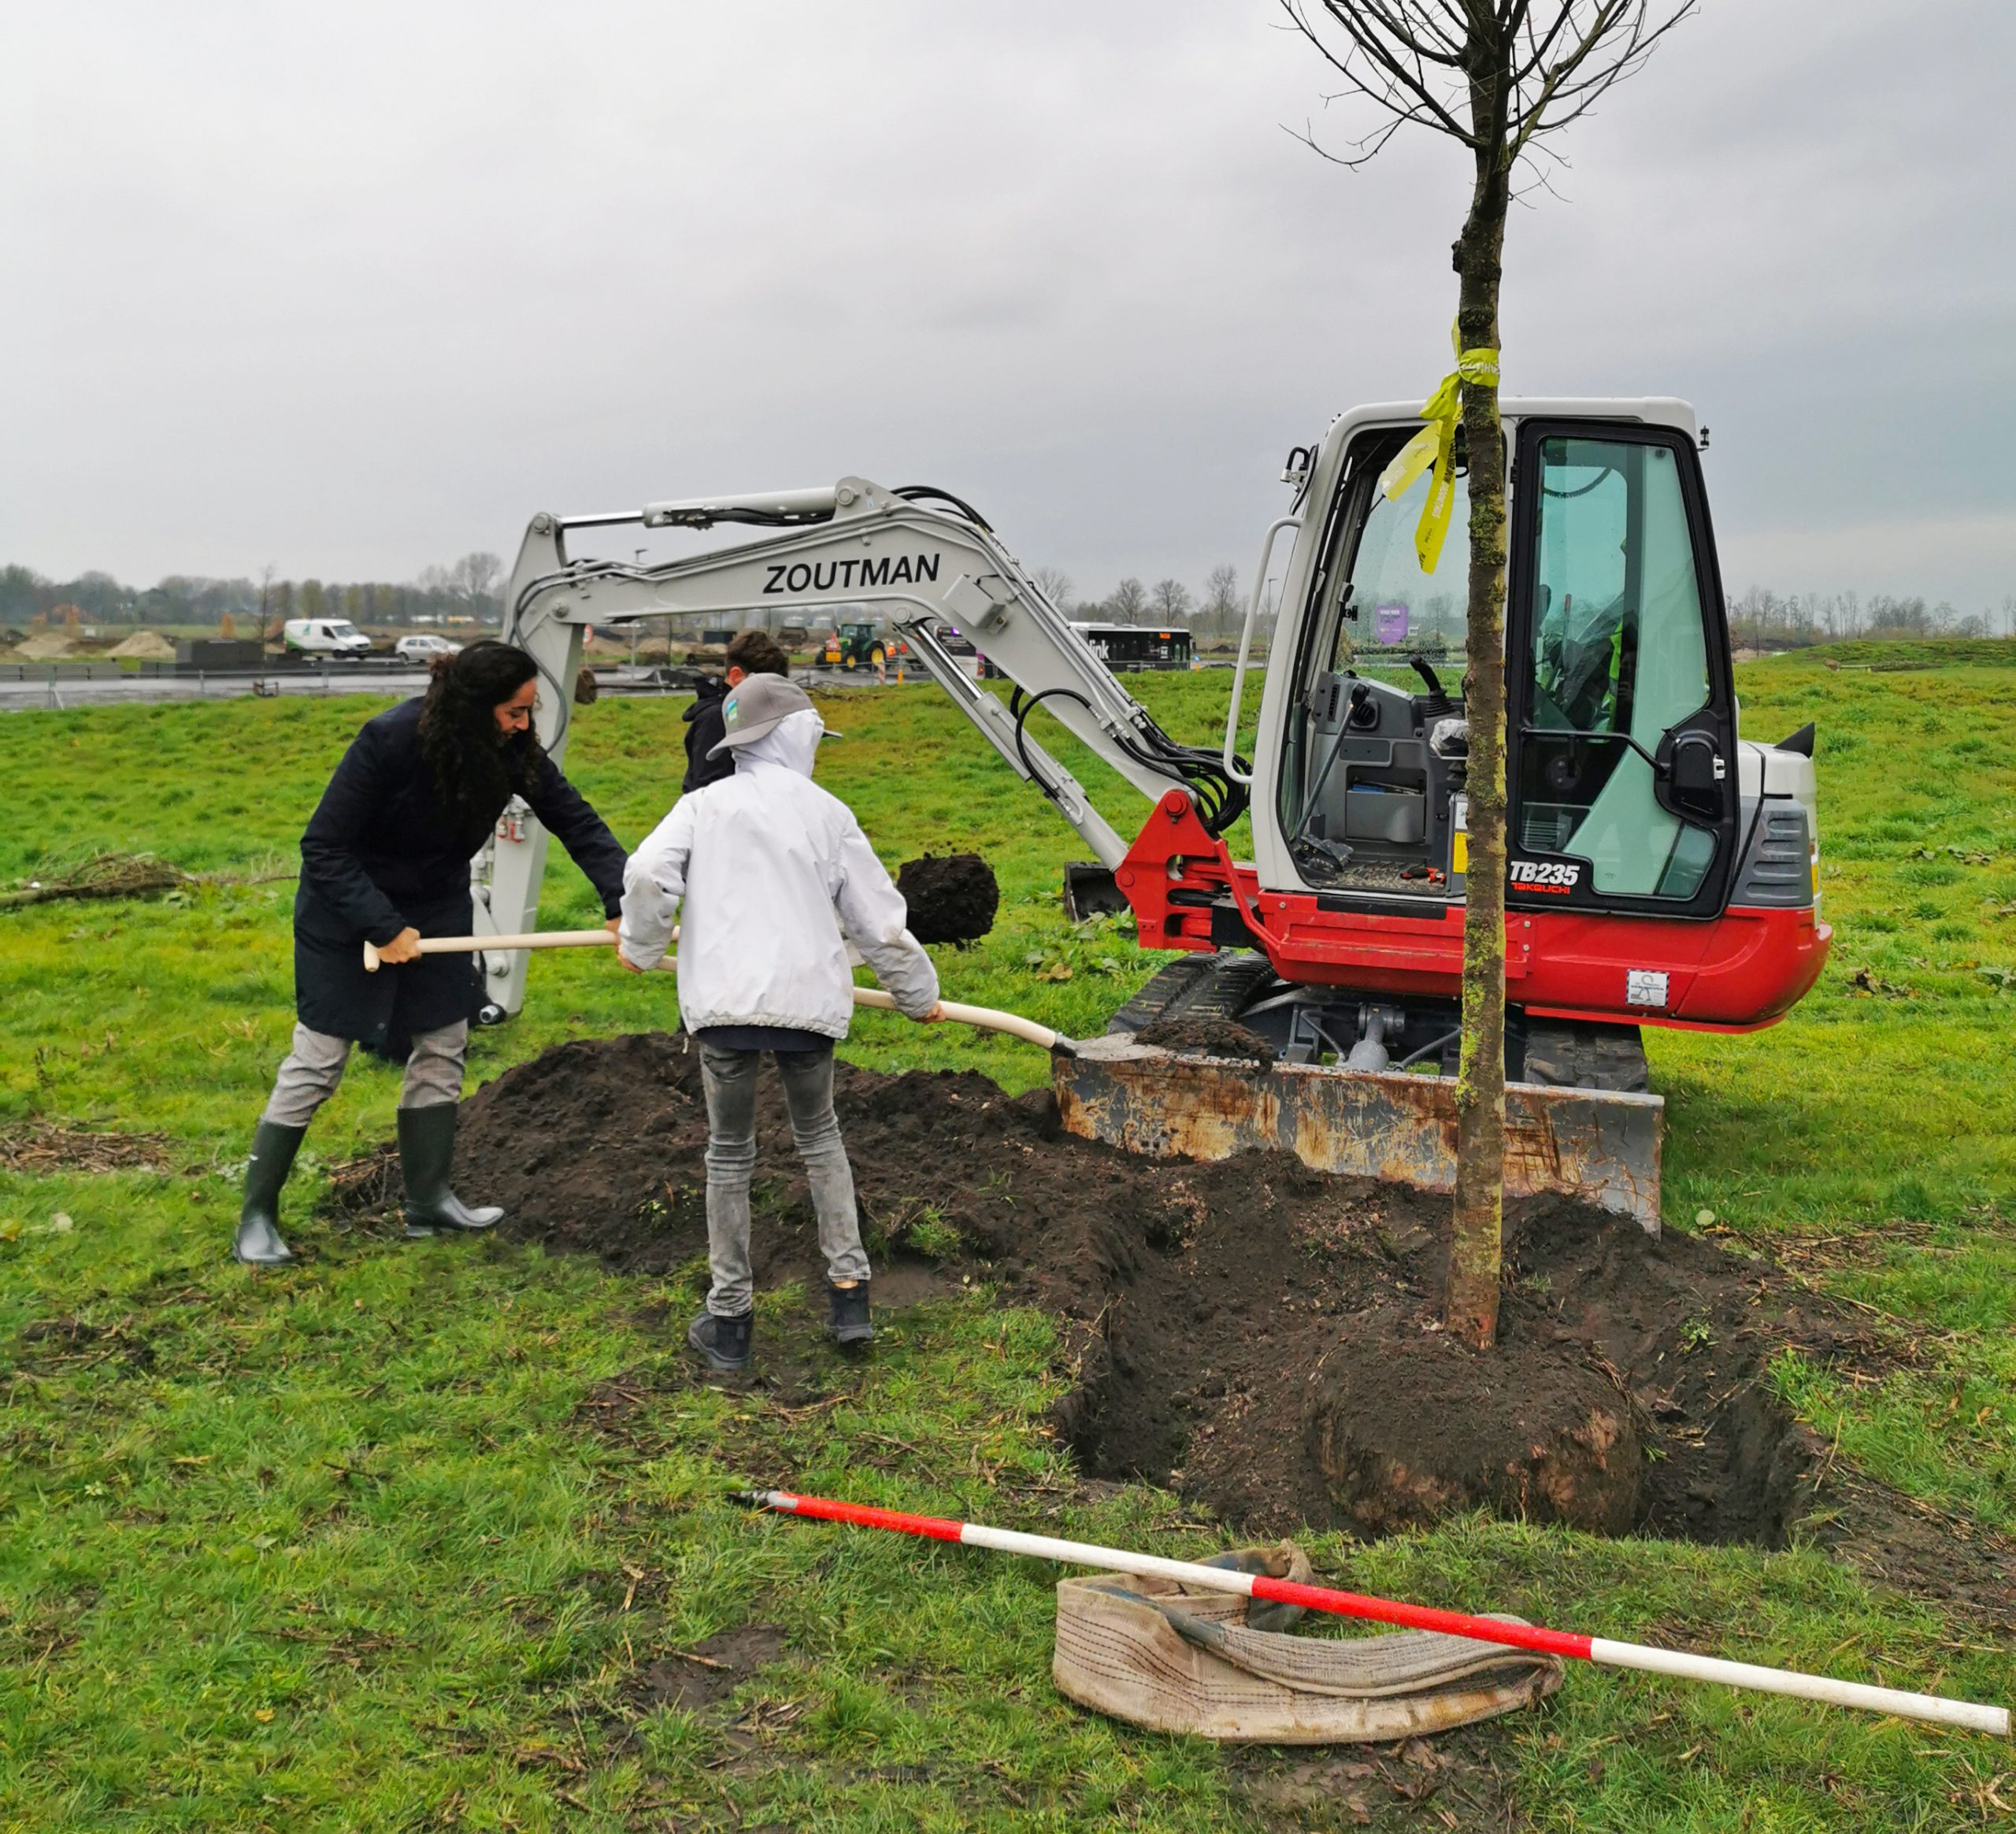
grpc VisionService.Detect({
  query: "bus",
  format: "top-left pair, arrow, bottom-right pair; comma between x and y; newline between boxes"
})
1069,623 -> 1194,671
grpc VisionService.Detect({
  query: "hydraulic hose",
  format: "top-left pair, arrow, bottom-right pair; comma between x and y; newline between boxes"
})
1010,685 -> 1251,839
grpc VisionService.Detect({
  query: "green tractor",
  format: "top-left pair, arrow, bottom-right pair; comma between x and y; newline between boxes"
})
821,621 -> 896,672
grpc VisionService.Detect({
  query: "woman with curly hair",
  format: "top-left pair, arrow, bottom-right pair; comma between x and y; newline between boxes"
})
232,641 -> 628,1265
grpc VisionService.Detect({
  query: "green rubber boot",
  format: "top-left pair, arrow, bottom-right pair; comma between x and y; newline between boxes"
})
232,1120 -> 306,1265
398,1104 -> 503,1239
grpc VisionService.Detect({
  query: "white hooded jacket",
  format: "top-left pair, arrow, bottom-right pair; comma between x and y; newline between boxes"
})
617,708 -> 939,1037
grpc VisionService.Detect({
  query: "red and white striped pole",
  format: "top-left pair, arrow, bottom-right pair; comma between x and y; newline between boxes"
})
734,1489 -> 2009,1737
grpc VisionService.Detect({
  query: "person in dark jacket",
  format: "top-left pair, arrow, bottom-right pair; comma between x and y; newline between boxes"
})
232,642 -> 628,1265
680,629 -> 791,793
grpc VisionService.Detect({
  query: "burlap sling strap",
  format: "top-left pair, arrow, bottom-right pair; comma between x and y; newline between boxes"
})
1052,1544 -> 1562,1743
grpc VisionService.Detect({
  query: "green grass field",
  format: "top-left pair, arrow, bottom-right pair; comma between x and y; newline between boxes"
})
2,655 -> 2014,1831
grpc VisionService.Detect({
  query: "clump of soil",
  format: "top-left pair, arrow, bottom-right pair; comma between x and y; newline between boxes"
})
329,1033 -> 1881,1551
1133,1016 -> 1277,1066
897,852 -> 999,945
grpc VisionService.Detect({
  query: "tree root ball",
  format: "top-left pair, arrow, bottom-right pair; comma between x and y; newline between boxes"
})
897,853 -> 1000,946
1308,1315 -> 1641,1535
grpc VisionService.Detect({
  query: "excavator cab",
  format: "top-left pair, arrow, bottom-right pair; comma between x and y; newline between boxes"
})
1268,407 -> 1739,922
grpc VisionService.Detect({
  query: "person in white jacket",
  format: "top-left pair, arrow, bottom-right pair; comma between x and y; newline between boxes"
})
617,674 -> 943,1370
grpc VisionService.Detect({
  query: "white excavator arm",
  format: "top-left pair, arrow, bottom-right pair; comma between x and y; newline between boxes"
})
472,477 -> 1247,1012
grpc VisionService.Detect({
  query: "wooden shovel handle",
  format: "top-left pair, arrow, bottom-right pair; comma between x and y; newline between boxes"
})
847,986 -> 1062,1051
361,929 -> 1069,1051
361,929 -> 613,972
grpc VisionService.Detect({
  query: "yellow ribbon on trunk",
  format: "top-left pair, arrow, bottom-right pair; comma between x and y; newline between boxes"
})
1377,324 -> 1500,574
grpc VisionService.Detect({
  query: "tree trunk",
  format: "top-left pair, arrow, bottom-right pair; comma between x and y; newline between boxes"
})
1444,66 -> 1514,1349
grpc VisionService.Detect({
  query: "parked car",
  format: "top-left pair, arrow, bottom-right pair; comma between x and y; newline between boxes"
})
395,633 -> 462,663
283,617 -> 373,656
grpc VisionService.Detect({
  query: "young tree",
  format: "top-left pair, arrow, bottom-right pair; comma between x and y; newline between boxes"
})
1284,0 -> 1692,1347
1151,578 -> 1194,625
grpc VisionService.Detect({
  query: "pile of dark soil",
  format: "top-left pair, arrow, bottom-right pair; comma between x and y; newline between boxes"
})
896,853 -> 999,945
1134,1016 -> 1277,1066
331,1034 -> 1890,1552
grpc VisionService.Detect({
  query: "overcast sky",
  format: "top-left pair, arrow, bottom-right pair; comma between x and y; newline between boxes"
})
4,1 -> 2010,610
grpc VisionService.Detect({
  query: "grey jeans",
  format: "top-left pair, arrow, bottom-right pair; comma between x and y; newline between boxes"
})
262,1021 -> 469,1128
699,1043 -> 868,1318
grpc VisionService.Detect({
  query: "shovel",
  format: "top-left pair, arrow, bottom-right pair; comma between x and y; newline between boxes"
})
361,928 -> 1075,1054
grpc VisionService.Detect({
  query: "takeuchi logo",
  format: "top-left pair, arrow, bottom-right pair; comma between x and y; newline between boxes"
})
1510,859 -> 1580,894
762,554 -> 941,595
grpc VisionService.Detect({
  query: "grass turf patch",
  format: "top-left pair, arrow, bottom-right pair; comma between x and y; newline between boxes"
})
2,658 -> 2014,1828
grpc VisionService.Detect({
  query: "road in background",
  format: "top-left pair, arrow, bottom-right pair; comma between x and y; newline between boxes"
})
0,654 -> 1274,713
0,668 -> 435,713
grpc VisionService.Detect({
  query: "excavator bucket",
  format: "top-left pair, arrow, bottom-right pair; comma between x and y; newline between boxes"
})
1052,1034 -> 1662,1234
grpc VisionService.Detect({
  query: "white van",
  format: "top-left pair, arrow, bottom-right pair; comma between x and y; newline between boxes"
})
284,617 -> 373,655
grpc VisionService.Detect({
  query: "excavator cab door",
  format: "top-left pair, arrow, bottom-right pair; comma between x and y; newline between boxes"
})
1506,421 -> 1740,918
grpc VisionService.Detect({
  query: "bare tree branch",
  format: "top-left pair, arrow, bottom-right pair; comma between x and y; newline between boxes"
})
1280,0 -> 1478,144
1283,0 -> 1695,176
1281,111 -> 1413,172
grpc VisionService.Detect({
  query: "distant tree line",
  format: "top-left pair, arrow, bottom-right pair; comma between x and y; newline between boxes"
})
6,551 -> 2009,653
0,554 -> 507,635
1033,564 -> 1254,641
1040,568 -> 2016,653
1727,588 -> 2016,651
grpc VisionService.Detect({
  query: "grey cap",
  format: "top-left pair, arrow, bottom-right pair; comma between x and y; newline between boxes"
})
707,673 -> 817,757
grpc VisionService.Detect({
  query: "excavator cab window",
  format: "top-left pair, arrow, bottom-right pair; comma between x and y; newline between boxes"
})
1276,430 -> 1473,900
1329,456 -> 1469,667
1511,428 -> 1736,910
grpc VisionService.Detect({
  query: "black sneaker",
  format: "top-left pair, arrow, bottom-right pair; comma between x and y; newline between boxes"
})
687,1310 -> 753,1371
826,1280 -> 873,1347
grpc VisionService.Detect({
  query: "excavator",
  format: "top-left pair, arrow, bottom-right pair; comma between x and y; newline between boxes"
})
470,396 -> 1830,1230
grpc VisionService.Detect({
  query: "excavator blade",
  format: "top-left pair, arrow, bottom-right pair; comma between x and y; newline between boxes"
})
1052,1034 -> 1662,1233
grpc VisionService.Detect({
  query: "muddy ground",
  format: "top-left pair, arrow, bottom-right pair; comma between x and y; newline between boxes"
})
330,1032 -> 2010,1612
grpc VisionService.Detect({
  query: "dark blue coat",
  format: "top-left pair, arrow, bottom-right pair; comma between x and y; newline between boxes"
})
681,675 -> 732,794
293,698 -> 627,1043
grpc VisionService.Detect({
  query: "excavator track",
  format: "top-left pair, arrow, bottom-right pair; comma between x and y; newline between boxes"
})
1518,1021 -> 1651,1093
1107,950 -> 1279,1036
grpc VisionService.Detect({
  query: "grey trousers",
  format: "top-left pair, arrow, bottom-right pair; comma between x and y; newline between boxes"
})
699,1043 -> 869,1318
261,1021 -> 469,1128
